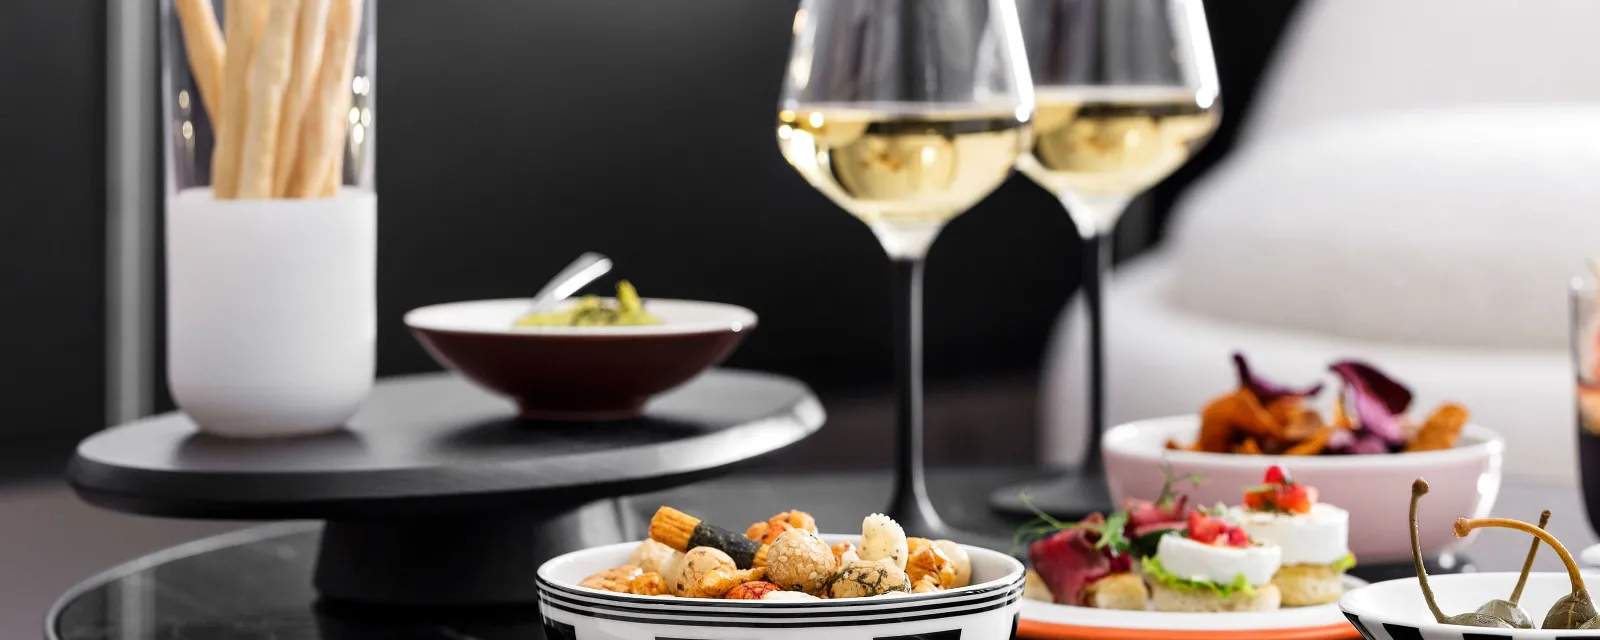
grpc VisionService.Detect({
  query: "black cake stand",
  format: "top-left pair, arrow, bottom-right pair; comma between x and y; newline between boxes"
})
67,369 -> 823,607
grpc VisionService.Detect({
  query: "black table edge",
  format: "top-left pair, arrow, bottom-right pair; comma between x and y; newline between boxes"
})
66,372 -> 828,519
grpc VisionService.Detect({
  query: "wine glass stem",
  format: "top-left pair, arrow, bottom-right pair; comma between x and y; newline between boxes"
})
886,257 -> 947,538
1080,232 -> 1112,476
1061,193 -> 1127,477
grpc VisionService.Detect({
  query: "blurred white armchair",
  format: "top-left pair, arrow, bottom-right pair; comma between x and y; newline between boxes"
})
1040,0 -> 1600,482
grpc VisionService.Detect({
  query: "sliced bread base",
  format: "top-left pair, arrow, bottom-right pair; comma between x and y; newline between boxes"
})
1149,581 -> 1281,612
1084,572 -> 1150,611
1272,563 -> 1345,606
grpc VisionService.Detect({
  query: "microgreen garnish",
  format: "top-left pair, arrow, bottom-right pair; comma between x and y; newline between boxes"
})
1156,463 -> 1206,510
1094,510 -> 1131,555
1010,491 -> 1077,555
1009,491 -> 1132,557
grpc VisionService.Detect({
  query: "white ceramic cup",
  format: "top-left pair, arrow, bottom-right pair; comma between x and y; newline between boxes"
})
166,188 -> 376,437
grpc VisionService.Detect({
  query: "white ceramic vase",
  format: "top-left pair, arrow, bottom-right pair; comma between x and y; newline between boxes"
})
166,189 -> 376,437
160,0 -> 376,436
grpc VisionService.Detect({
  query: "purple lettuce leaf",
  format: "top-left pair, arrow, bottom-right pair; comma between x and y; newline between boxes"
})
1232,352 -> 1324,403
1345,385 -> 1405,444
1346,432 -> 1393,455
1330,361 -> 1413,446
1326,429 -> 1354,451
1325,428 -> 1394,455
1329,361 -> 1412,414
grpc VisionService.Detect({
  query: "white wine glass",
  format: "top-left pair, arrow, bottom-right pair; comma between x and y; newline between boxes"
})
993,0 -> 1221,518
777,0 -> 1034,539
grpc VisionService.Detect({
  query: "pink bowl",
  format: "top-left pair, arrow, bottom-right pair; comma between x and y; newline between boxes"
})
1103,415 -> 1504,564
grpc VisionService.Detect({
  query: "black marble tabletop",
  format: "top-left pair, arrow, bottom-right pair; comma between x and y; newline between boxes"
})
47,469 -> 1592,640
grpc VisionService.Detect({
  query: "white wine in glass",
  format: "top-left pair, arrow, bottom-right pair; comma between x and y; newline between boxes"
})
778,106 -> 1029,255
1020,86 -> 1219,221
778,0 -> 1034,539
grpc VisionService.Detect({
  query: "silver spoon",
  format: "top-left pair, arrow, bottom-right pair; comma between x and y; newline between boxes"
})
528,252 -> 613,314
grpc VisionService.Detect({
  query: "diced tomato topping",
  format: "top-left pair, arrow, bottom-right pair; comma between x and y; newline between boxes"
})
1186,509 -> 1252,548
1275,484 -> 1316,515
1246,466 -> 1318,514
1186,510 -> 1231,545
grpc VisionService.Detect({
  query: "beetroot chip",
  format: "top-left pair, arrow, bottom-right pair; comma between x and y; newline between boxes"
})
1330,361 -> 1413,445
1232,352 -> 1324,402
1329,360 -> 1413,414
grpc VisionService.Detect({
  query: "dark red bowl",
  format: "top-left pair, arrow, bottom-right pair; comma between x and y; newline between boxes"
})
405,298 -> 757,421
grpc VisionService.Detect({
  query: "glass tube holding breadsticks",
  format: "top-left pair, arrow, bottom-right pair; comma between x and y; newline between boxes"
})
160,0 -> 378,437
164,0 -> 372,198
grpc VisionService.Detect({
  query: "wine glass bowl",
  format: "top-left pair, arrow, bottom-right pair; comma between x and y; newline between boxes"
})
777,0 -> 1034,259
1015,0 -> 1221,234
776,0 -> 1034,540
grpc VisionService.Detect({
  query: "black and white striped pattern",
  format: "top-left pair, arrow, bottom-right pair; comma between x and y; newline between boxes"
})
537,574 -> 1025,640
1342,612 -> 1600,639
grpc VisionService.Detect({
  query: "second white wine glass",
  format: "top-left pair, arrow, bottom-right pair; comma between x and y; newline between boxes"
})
777,0 -> 1034,539
993,0 -> 1222,518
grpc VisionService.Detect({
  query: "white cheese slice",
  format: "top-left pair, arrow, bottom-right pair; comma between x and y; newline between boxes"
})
1154,534 -> 1281,587
1232,503 -> 1350,566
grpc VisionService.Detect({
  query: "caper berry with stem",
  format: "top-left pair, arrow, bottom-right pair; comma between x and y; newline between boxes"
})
1409,480 -> 1513,628
1454,514 -> 1596,629
1472,509 -> 1549,629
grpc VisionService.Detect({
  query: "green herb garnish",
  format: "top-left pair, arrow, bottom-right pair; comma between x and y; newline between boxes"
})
1156,463 -> 1206,511
1131,528 -> 1182,559
1094,510 -> 1131,556
1009,491 -> 1131,557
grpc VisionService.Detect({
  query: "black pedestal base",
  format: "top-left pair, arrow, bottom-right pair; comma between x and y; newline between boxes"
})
314,499 -> 627,605
988,469 -> 1113,520
886,477 -> 1013,552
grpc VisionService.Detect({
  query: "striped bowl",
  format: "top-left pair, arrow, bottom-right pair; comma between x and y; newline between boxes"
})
1340,572 -> 1600,638
537,535 -> 1026,640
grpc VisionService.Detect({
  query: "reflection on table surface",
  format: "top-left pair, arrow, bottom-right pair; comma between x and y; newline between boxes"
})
49,470 -> 1591,640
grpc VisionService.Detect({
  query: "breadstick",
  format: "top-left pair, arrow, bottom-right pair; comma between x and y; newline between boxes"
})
320,150 -> 342,197
235,0 -> 303,199
210,0 -> 269,199
173,0 -> 225,121
320,0 -> 363,197
270,0 -> 332,197
287,0 -> 361,198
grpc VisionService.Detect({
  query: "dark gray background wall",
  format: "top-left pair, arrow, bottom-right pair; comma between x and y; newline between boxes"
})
0,0 -> 1300,473
373,1 -> 1078,392
0,0 -> 106,458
